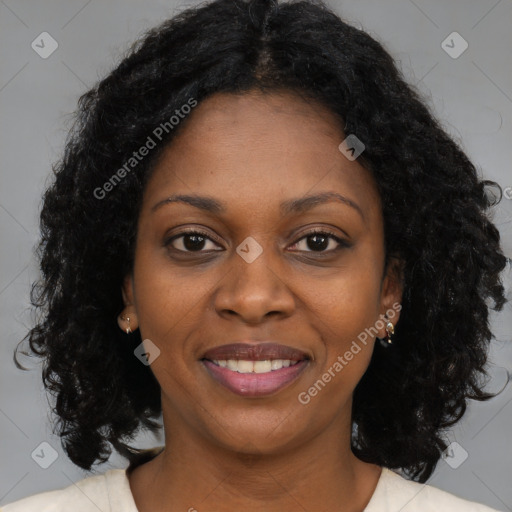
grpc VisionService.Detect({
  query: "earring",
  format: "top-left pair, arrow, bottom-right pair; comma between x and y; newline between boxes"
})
125,316 -> 132,334
379,317 -> 395,348
118,314 -> 133,334
385,320 -> 394,345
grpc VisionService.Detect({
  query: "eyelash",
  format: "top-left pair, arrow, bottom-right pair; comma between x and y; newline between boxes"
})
165,228 -> 350,255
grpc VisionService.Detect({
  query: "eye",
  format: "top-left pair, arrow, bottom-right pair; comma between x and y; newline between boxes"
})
165,228 -> 350,254
288,229 -> 349,253
165,229 -> 222,253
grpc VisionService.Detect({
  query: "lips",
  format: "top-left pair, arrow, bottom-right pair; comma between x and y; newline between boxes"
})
202,343 -> 310,362
200,342 -> 310,397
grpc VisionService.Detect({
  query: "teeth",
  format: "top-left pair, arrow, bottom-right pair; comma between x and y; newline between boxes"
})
211,359 -> 300,373
271,360 -> 282,370
253,360 -> 272,373
226,359 -> 238,371
237,360 -> 254,373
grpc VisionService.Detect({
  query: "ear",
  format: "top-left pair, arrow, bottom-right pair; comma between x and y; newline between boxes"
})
121,274 -> 135,307
379,257 -> 404,325
118,273 -> 139,334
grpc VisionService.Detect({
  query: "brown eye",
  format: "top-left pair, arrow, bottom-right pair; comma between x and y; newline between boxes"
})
289,230 -> 350,253
165,230 -> 222,253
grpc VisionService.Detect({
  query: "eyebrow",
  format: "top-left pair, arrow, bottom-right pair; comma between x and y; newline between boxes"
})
151,191 -> 364,220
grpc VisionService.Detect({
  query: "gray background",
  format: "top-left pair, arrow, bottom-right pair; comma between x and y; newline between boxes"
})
1,0 -> 511,509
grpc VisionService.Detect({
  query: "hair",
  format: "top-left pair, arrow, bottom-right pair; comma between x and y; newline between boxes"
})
15,0 -> 507,483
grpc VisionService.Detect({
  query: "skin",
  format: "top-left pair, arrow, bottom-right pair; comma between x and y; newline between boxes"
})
121,89 -> 403,512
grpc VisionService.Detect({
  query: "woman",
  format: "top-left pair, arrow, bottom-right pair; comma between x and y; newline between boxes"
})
4,0 -> 508,510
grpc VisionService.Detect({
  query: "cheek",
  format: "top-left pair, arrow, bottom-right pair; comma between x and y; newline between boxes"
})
308,259 -> 383,333
303,254 -> 383,372
305,287 -> 378,407
131,244 -> 208,347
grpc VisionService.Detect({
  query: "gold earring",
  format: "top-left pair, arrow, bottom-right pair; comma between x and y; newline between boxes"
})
385,320 -> 394,345
119,314 -> 133,334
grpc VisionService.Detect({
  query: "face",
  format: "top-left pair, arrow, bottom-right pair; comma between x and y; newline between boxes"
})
122,90 -> 402,455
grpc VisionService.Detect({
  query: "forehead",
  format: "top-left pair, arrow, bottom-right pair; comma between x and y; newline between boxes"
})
142,90 -> 382,223
157,90 -> 347,168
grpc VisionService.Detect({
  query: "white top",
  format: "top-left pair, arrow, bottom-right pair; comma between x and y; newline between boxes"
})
0,467 -> 503,511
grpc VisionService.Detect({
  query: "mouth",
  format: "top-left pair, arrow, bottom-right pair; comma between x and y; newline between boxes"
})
200,343 -> 310,397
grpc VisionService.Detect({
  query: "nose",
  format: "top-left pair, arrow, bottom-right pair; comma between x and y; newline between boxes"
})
213,249 -> 296,325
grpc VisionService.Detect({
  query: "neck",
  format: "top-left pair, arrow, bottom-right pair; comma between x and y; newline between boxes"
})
128,405 -> 382,512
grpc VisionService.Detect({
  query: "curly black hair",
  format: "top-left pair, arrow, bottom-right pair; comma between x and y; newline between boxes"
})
16,0 -> 507,483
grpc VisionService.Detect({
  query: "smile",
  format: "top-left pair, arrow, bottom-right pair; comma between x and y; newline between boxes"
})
209,358 -> 301,373
201,343 -> 310,397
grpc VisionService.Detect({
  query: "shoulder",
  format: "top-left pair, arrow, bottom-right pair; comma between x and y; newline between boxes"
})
365,467 -> 503,512
0,469 -> 134,512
